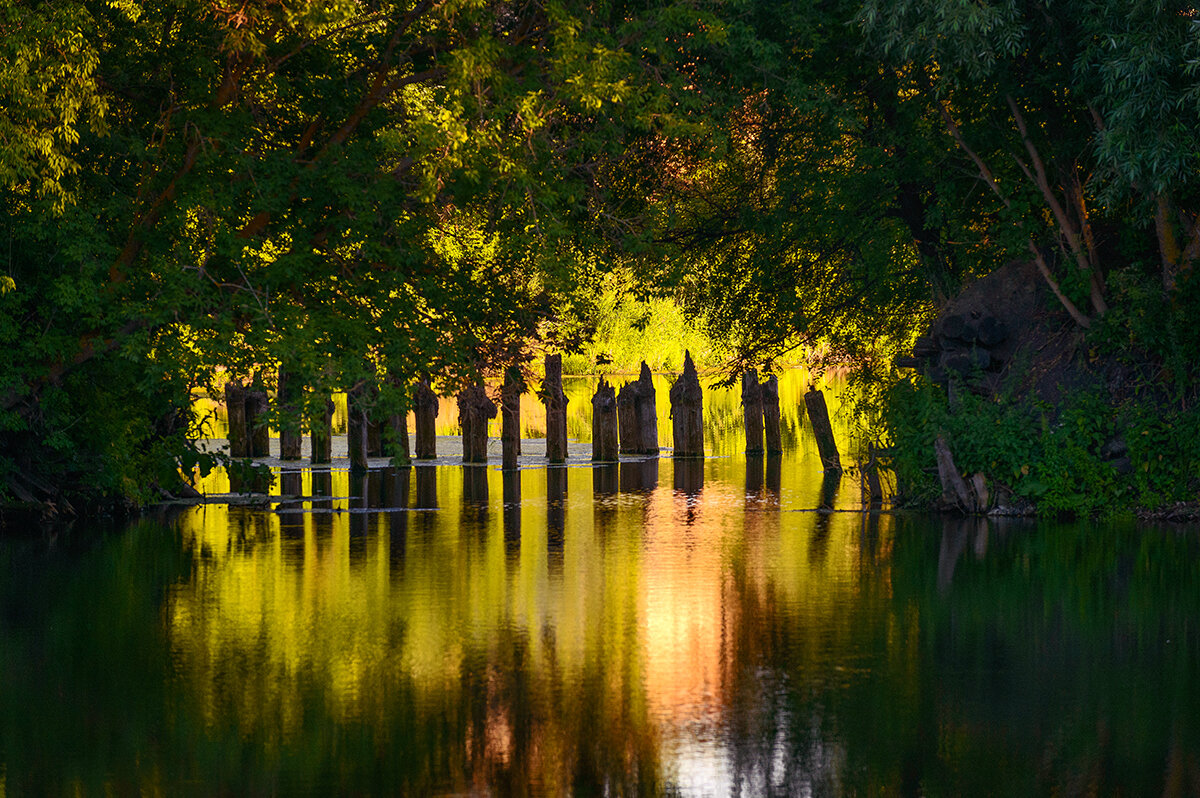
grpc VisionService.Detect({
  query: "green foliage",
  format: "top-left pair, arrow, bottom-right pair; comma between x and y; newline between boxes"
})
886,374 -> 1200,516
563,271 -> 717,374
0,0 -> 703,507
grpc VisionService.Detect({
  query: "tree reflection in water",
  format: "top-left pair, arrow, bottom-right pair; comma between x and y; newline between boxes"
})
0,441 -> 1198,794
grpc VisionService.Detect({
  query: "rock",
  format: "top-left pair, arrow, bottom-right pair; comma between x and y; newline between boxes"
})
977,316 -> 1008,346
941,314 -> 967,340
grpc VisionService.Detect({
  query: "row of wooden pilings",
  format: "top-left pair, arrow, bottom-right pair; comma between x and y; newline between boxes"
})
224,351 -> 845,473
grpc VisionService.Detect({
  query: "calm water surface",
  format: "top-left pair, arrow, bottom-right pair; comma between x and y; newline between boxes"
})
2,373 -> 1199,796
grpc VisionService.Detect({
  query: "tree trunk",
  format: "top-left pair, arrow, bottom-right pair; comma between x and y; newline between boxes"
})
803,388 -> 841,472
413,379 -> 438,459
742,369 -> 764,454
934,434 -> 974,513
669,351 -> 704,458
591,378 -> 618,462
542,354 -> 568,463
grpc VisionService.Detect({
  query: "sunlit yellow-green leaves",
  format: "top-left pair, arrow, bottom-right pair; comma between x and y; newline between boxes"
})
0,1 -> 109,205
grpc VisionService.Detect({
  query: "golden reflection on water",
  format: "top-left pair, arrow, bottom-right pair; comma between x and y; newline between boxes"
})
167,449 -> 893,791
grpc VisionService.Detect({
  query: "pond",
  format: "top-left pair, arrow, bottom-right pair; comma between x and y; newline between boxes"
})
2,370 -> 1198,796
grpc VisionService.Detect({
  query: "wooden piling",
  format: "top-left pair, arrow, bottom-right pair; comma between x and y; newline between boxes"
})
347,385 -> 369,474
245,380 -> 270,457
863,443 -> 884,508
617,381 -> 639,455
669,351 -> 704,458
309,397 -> 334,464
591,378 -> 619,462
413,379 -> 438,460
543,354 -> 568,463
741,369 -> 764,455
635,361 -> 658,455
383,377 -> 411,464
619,362 -> 659,455
224,379 -> 248,458
365,380 -> 383,457
367,421 -> 382,457
501,367 -> 523,470
803,387 -> 841,472
762,375 -> 782,454
458,383 -> 497,464
388,408 -> 411,465
278,370 -> 302,461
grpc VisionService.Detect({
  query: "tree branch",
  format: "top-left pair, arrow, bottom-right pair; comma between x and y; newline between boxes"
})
1006,94 -> 1106,315
932,93 -> 1091,327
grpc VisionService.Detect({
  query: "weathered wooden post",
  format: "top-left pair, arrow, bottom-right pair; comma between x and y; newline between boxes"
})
591,378 -> 619,462
762,375 -> 782,455
277,370 -> 303,461
387,377 -> 411,465
742,369 -> 764,455
413,379 -> 438,460
458,383 -> 497,464
617,380 -> 639,455
803,387 -> 842,472
862,443 -> 884,508
669,351 -> 704,458
501,367 -> 523,470
245,378 -> 270,457
367,422 -> 383,458
347,384 -> 369,474
388,411 -> 411,465
224,379 -> 249,458
309,396 -> 334,464
635,362 -> 659,455
617,362 -> 659,456
542,354 -> 568,463
365,380 -> 383,457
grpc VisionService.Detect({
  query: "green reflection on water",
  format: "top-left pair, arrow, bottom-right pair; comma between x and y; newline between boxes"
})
2,462 -> 1199,795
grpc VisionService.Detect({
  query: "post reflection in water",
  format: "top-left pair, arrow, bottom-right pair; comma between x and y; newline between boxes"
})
592,463 -> 619,498
745,454 -> 764,498
7,435 -> 1197,797
386,467 -> 410,577
764,454 -> 781,500
620,458 -> 659,494
502,470 -> 520,560
807,471 -> 842,566
414,465 -> 438,509
547,466 -> 566,577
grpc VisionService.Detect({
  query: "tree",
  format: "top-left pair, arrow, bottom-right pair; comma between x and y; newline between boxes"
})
0,0 -> 698,508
